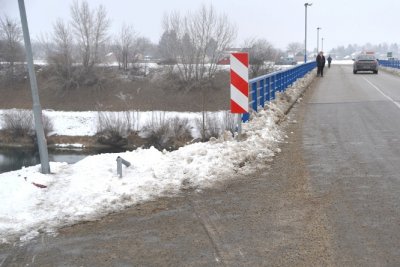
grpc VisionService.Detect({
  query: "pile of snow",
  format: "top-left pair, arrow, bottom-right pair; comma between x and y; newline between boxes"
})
0,71 -> 315,244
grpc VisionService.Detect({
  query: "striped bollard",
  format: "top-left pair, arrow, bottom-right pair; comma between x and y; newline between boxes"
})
230,52 -> 249,137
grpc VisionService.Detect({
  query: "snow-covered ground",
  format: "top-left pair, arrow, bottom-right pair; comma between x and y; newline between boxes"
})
0,71 -> 315,244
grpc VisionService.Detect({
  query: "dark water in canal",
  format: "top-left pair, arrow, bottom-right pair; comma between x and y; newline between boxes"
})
0,147 -> 124,174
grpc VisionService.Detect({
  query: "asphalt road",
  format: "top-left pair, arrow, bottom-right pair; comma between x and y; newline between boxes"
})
1,65 -> 400,266
304,65 -> 400,265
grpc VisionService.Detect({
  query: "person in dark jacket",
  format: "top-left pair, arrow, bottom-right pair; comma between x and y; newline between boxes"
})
316,51 -> 326,77
327,55 -> 332,68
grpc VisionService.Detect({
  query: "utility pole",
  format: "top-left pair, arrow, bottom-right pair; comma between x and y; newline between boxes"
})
317,27 -> 321,53
304,3 -> 312,63
18,0 -> 50,174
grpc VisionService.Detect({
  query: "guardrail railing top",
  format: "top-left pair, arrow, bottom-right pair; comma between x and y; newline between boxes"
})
242,61 -> 317,122
378,59 -> 400,69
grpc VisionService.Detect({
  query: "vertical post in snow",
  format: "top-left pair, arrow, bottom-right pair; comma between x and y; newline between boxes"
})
18,0 -> 50,174
237,114 -> 242,138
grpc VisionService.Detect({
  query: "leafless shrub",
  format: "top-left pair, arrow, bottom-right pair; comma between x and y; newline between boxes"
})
142,113 -> 192,150
206,113 -> 221,139
221,111 -> 236,135
141,112 -> 170,149
96,111 -> 134,147
1,110 -> 53,138
2,110 -> 33,137
169,116 -> 192,141
195,112 -> 222,141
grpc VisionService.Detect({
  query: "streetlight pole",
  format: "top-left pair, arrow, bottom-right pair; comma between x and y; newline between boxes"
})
322,37 -> 324,51
317,27 -> 321,53
304,3 -> 312,63
18,0 -> 50,174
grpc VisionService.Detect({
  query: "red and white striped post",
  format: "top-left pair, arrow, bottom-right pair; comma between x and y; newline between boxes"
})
230,52 -> 249,136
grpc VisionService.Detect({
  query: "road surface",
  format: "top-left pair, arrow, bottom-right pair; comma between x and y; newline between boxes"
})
303,65 -> 400,266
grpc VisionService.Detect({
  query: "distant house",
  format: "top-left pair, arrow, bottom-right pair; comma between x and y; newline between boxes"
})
217,48 -> 245,65
104,52 -> 118,65
217,56 -> 230,65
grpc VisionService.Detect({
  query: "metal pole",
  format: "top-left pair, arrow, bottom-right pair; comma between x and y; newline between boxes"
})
237,114 -> 242,139
322,38 -> 324,51
116,156 -> 131,178
304,3 -> 312,63
18,0 -> 50,174
117,157 -> 122,178
317,27 -> 321,53
304,4 -> 307,63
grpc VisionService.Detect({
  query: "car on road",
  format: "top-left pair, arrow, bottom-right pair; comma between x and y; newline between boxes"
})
353,54 -> 378,74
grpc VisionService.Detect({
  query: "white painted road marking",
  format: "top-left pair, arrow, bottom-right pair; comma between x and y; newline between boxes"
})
363,77 -> 400,109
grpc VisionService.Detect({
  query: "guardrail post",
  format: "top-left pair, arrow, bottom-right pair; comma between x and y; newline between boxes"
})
259,79 -> 265,108
116,156 -> 131,178
252,82 -> 258,111
271,75 -> 275,100
276,73 -> 281,92
284,71 -> 288,90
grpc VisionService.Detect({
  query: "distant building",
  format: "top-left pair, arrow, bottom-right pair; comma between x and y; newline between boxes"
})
216,48 -> 245,65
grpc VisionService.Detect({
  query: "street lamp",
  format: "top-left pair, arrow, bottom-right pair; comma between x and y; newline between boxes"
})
322,37 -> 324,51
317,27 -> 321,53
18,0 -> 50,174
304,3 -> 312,63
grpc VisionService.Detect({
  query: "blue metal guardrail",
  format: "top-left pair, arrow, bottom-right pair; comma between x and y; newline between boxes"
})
242,61 -> 317,122
378,59 -> 400,69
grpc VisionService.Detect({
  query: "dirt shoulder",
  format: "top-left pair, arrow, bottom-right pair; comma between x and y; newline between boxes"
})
0,77 -> 334,266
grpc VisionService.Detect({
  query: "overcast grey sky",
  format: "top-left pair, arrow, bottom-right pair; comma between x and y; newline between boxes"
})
2,0 -> 400,52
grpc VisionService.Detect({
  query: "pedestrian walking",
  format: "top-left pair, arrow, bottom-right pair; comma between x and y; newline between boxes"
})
327,55 -> 332,68
316,51 -> 326,77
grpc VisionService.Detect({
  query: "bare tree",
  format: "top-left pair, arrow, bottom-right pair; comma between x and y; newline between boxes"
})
162,5 -> 236,141
158,29 -> 179,64
162,4 -> 236,84
132,37 -> 154,76
0,15 -> 24,80
113,24 -> 136,71
70,0 -> 110,71
243,38 -> 279,77
44,19 -> 76,90
286,42 -> 303,57
133,37 -> 152,62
